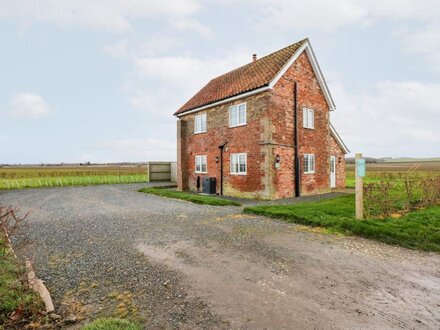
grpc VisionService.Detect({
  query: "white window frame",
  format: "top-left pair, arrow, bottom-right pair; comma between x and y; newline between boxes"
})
303,108 -> 314,129
304,154 -> 315,174
229,102 -> 247,127
230,153 -> 247,175
194,113 -> 207,134
195,155 -> 207,173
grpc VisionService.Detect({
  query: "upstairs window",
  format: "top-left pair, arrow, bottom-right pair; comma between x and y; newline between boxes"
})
230,153 -> 247,175
304,154 -> 315,174
303,108 -> 314,129
194,113 -> 207,133
195,155 -> 207,173
229,103 -> 246,127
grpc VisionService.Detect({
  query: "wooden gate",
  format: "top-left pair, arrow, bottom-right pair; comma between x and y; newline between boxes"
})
148,162 -> 176,182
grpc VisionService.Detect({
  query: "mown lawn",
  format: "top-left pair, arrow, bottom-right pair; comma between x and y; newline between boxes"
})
244,195 -> 440,252
138,188 -> 241,206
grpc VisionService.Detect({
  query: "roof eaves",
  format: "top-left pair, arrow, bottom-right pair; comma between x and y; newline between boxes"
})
175,85 -> 271,117
330,123 -> 350,154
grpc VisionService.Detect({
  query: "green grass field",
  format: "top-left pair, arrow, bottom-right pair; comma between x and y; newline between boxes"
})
244,161 -> 440,252
0,166 -> 148,190
244,195 -> 440,252
345,161 -> 440,188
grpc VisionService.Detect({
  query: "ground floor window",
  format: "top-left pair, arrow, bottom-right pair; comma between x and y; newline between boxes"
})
230,153 -> 247,175
304,154 -> 315,174
195,155 -> 207,173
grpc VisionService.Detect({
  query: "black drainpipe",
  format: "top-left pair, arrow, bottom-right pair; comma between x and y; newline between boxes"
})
218,142 -> 228,195
294,81 -> 301,197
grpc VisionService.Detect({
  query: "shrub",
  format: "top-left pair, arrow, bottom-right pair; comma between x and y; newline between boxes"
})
1,207 -> 42,326
419,176 -> 440,207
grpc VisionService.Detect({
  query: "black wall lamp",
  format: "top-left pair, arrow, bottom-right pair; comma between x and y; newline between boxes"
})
275,154 -> 281,168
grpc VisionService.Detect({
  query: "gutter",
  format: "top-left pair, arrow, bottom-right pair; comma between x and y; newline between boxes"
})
293,81 -> 301,197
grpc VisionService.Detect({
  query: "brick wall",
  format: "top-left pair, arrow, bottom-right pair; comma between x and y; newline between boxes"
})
269,52 -> 332,197
177,92 -> 271,198
177,51 -> 345,199
329,134 -> 346,188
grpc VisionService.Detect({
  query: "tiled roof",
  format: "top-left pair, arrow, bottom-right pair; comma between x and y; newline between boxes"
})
174,38 -> 307,116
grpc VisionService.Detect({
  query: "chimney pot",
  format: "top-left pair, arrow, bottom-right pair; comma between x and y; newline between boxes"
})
252,54 -> 257,62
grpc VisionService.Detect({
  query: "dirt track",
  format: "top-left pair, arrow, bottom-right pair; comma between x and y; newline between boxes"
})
1,184 -> 439,329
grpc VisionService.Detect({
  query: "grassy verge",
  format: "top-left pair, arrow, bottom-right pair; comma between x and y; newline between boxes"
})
243,195 -> 440,252
138,188 -> 241,206
0,174 -> 148,190
83,317 -> 141,330
0,236 -> 41,326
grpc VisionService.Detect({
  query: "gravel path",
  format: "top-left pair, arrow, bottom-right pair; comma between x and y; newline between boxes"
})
1,184 -> 439,329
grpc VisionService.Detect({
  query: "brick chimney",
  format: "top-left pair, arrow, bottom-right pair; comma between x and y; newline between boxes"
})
252,54 -> 257,62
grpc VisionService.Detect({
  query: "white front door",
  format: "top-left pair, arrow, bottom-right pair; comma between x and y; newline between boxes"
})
330,156 -> 336,188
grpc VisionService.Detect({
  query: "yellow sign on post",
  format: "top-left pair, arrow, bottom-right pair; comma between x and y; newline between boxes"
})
355,153 -> 364,220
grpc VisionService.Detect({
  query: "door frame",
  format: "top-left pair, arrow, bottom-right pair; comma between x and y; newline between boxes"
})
330,156 -> 336,188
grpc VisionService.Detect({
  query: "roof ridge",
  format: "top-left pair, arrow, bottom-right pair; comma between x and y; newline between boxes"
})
209,38 -> 308,83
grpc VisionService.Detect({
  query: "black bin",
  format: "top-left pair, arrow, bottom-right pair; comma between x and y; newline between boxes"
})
202,177 -> 216,194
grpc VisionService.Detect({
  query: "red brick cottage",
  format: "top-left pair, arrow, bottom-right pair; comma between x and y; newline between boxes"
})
174,38 -> 349,199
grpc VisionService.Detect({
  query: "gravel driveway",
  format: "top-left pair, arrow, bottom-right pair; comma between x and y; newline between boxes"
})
1,184 -> 439,329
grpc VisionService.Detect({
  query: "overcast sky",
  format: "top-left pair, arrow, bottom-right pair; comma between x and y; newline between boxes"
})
1,0 -> 439,164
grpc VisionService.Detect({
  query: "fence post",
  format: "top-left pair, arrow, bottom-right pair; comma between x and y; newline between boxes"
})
355,153 -> 364,220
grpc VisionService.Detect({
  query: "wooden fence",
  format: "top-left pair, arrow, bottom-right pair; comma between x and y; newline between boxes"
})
148,162 -> 177,182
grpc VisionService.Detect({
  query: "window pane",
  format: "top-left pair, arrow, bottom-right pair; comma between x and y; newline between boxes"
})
232,154 -> 239,173
201,114 -> 206,131
238,104 -> 246,124
230,106 -> 237,126
308,110 -> 314,128
195,116 -> 199,132
303,110 -> 308,127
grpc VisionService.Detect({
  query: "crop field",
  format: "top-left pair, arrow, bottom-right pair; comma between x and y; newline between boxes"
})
0,165 -> 148,190
346,161 -> 440,188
